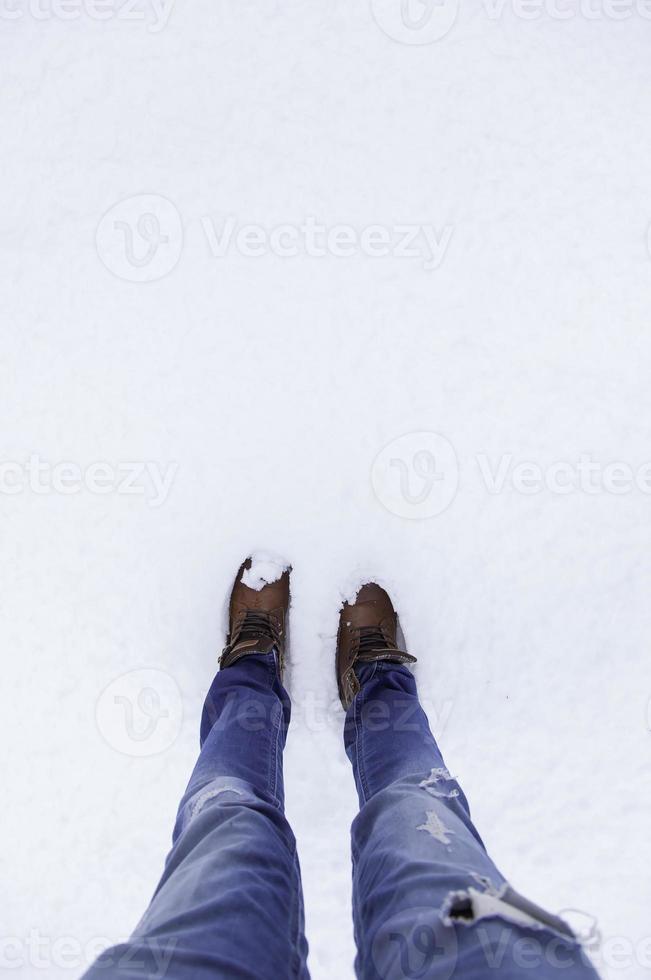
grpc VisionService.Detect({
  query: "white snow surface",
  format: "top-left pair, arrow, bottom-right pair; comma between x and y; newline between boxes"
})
2,4 -> 651,979
241,551 -> 290,592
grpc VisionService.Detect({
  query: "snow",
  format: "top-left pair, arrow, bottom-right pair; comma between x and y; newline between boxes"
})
1,2 -> 650,978
240,551 -> 290,592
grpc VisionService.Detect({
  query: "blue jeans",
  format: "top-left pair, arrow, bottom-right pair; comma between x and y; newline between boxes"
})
84,654 -> 600,979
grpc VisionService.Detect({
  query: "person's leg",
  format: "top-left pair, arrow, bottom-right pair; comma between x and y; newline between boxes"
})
338,586 -> 600,980
84,561 -> 309,980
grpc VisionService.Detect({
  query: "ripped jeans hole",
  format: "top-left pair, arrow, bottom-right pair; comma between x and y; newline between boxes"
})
188,783 -> 245,821
419,767 -> 460,800
448,897 -> 474,921
442,884 -> 577,942
417,811 -> 455,845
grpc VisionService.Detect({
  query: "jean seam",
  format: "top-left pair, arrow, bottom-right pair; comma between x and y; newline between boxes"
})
276,705 -> 285,804
355,660 -> 381,803
353,696 -> 362,803
269,698 -> 281,803
260,654 -> 279,804
290,845 -> 304,977
355,686 -> 369,804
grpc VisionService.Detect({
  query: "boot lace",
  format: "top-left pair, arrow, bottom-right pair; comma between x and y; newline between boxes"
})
354,626 -> 392,657
233,610 -> 279,647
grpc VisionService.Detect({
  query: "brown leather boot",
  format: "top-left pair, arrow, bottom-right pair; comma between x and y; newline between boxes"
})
336,583 -> 417,710
219,558 -> 290,677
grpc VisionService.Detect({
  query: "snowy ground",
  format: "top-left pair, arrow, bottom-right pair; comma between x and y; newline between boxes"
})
2,2 -> 651,977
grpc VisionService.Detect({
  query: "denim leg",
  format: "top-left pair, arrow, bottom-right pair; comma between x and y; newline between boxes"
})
345,662 -> 600,980
84,652 -> 310,980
